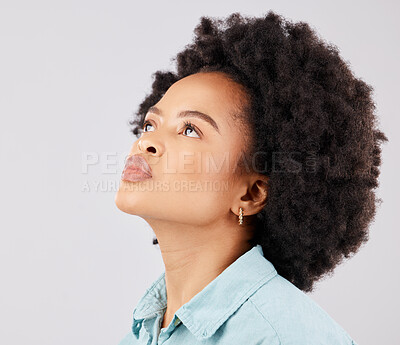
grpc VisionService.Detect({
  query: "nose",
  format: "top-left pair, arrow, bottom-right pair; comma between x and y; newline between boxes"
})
137,137 -> 164,157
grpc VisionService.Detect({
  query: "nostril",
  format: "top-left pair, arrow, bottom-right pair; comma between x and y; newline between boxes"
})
147,146 -> 156,154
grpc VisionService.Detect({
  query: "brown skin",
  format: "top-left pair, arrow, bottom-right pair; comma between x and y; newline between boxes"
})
115,71 -> 268,329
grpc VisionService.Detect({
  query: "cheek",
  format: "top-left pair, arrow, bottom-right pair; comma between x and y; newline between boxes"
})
156,150 -> 235,183
177,150 -> 237,179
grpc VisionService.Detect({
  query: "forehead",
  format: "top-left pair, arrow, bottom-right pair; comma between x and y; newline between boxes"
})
156,72 -> 247,128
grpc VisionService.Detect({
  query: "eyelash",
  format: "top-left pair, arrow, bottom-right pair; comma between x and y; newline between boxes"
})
141,120 -> 201,137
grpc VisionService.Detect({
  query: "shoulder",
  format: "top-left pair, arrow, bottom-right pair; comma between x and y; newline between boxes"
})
243,273 -> 356,345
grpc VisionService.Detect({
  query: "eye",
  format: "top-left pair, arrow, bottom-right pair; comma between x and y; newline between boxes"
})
142,120 -> 155,133
141,119 -> 201,138
182,121 -> 201,138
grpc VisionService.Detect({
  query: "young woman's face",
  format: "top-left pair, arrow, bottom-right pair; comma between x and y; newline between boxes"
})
115,71 -> 252,226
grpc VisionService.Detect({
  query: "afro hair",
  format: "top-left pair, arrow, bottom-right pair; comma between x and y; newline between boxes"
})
128,10 -> 388,292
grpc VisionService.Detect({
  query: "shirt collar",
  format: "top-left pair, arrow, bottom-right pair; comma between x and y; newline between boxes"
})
131,244 -> 277,340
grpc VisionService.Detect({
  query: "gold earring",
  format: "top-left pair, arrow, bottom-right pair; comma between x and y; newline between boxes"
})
238,207 -> 244,225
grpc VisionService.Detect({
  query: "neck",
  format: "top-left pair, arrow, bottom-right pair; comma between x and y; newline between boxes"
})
145,217 -> 255,329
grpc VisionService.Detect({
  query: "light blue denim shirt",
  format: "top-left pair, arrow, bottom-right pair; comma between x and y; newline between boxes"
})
118,245 -> 357,345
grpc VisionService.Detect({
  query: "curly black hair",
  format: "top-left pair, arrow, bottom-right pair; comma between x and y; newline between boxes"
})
128,10 -> 388,292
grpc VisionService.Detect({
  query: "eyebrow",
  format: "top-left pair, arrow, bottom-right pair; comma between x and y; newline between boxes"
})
146,106 -> 220,134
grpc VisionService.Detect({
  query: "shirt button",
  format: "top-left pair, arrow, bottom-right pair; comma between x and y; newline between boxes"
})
202,330 -> 208,337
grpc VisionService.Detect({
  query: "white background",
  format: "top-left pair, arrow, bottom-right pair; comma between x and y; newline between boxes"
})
0,1 -> 398,344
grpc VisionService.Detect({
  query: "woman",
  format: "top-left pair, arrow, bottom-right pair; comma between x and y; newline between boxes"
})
115,10 -> 387,345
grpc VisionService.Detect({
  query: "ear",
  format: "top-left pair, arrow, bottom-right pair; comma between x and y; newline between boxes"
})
231,174 -> 269,216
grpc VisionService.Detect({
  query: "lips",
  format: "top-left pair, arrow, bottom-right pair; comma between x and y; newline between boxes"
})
121,154 -> 153,182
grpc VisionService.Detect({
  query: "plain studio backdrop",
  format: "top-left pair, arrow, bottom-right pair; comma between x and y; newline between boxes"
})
0,1 -> 398,344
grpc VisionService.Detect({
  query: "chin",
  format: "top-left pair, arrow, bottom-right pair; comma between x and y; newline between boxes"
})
114,183 -> 151,216
114,191 -> 130,214
115,184 -> 138,215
